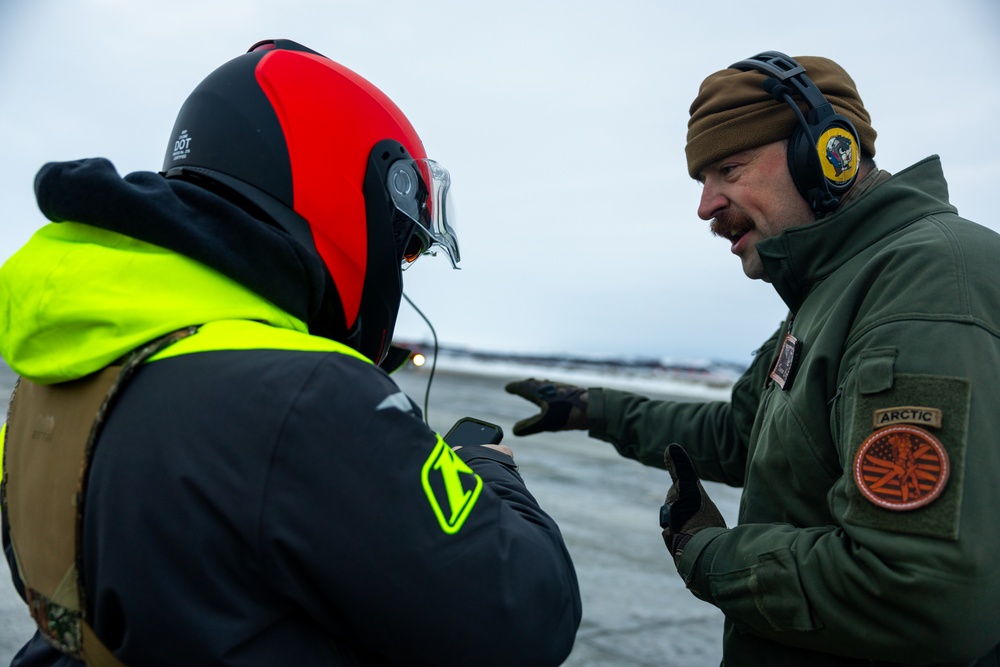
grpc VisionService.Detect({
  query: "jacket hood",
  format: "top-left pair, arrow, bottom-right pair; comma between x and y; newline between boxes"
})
0,222 -> 307,383
0,159 -> 319,384
33,158 -> 331,323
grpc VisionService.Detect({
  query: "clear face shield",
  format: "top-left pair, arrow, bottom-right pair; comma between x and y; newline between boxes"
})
386,158 -> 460,270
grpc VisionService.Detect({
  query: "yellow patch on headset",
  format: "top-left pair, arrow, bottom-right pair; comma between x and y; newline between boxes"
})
817,127 -> 858,184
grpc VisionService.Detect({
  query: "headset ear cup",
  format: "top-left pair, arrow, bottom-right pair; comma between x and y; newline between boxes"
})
787,119 -> 860,215
816,120 -> 861,194
786,124 -> 819,206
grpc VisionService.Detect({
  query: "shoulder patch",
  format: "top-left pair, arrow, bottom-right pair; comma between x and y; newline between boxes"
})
853,425 -> 950,511
421,437 -> 483,534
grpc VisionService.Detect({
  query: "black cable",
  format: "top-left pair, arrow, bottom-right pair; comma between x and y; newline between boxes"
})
402,292 -> 437,424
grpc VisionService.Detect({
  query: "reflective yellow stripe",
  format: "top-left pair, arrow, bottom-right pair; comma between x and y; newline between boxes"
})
0,323 -> 369,497
0,327 -> 481,535
147,320 -> 372,364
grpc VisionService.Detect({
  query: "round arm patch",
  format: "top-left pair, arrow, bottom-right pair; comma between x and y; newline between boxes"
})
853,425 -> 950,511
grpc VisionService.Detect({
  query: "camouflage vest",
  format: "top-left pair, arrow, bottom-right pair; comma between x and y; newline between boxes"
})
1,328 -> 196,666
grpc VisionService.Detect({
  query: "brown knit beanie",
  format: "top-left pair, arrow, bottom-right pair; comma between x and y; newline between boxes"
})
686,56 -> 876,179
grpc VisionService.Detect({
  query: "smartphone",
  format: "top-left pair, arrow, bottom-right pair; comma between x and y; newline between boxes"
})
444,417 -> 504,447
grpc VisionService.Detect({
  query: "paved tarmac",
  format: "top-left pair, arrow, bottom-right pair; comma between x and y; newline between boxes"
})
0,363 -> 739,666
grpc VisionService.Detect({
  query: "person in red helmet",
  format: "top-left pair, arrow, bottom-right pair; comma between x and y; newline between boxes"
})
0,40 -> 580,666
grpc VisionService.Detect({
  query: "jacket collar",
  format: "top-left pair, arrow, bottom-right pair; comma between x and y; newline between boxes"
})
756,156 -> 957,312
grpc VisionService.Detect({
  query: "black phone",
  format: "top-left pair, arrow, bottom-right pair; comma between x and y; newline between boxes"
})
444,417 -> 504,447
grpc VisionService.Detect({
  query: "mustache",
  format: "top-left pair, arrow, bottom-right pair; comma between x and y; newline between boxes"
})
710,209 -> 754,239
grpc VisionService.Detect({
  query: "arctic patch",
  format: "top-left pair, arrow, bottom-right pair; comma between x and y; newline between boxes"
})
421,437 -> 482,534
853,425 -> 949,511
872,406 -> 942,429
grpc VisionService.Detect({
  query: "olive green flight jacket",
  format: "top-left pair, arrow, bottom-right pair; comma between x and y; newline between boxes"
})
589,157 -> 1000,666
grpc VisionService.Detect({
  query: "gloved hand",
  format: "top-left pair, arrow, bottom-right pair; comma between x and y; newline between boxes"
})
660,444 -> 726,566
503,378 -> 589,436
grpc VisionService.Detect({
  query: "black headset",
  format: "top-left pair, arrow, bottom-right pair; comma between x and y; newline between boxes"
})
730,51 -> 860,215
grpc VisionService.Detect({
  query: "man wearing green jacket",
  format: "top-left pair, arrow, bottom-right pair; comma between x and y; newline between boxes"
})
506,51 -> 1000,665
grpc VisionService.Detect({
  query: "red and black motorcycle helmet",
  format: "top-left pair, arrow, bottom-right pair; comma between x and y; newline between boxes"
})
161,39 -> 459,363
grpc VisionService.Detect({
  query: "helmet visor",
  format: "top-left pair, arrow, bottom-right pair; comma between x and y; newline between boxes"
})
388,158 -> 460,270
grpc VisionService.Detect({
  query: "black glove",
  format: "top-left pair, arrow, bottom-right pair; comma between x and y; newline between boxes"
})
660,444 -> 726,566
503,378 -> 589,436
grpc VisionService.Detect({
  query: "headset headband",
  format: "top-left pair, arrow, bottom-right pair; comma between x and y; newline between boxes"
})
730,52 -> 831,114
729,51 -> 860,214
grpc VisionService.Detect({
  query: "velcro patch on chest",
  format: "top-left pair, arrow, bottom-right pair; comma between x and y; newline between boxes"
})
853,424 -> 949,511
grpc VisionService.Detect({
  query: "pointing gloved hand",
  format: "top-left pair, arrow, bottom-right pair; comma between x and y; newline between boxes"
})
660,444 -> 726,567
503,378 -> 589,436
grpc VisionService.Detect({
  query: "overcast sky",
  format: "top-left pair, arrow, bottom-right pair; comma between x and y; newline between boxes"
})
2,1 -> 998,367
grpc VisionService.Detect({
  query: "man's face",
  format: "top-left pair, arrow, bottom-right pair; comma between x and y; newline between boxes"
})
696,140 -> 814,281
